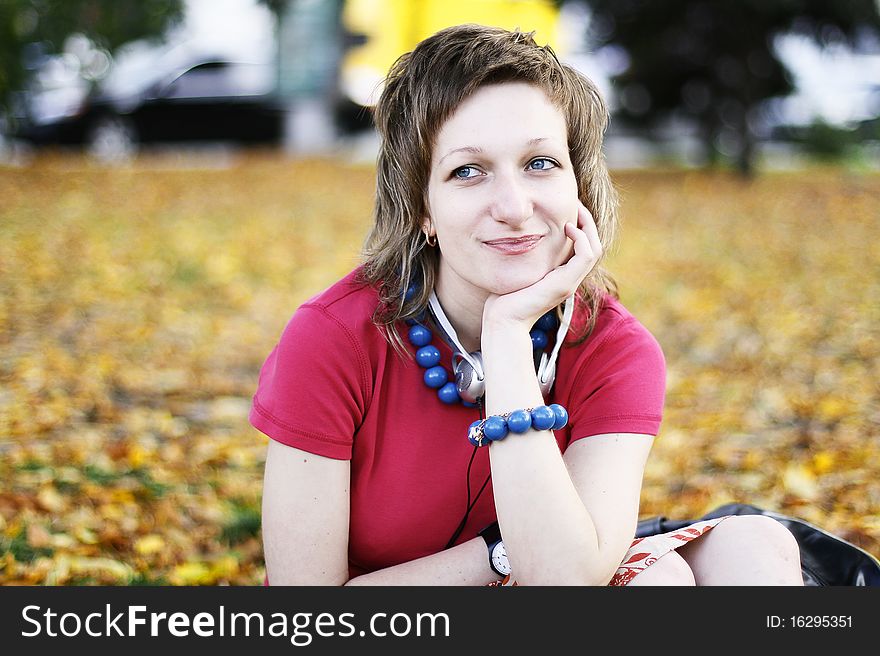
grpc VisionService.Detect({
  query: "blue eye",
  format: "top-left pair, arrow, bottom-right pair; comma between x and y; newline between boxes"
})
452,166 -> 480,179
528,158 -> 557,171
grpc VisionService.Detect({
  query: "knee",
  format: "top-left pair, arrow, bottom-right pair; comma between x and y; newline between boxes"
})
724,515 -> 802,564
629,551 -> 696,586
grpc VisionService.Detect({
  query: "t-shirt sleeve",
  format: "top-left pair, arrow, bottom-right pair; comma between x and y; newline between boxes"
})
249,304 -> 370,459
567,317 -> 666,442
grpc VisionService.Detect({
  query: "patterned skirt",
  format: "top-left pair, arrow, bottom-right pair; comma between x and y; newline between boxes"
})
488,516 -> 731,586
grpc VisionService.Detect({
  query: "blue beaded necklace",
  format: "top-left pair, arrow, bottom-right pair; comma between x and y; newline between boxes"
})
405,308 -> 558,406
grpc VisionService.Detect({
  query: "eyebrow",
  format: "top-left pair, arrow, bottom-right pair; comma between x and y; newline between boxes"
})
437,145 -> 482,166
437,138 -> 551,166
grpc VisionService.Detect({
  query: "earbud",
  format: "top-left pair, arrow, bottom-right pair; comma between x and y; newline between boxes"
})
428,291 -> 575,403
452,351 -> 484,404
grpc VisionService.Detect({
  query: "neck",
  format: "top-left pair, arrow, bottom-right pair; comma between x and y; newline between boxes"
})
433,274 -> 487,354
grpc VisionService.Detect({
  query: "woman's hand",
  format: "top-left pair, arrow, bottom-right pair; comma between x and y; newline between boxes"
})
482,201 -> 602,334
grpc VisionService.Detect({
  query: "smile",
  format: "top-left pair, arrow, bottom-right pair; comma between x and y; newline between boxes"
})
483,235 -> 543,255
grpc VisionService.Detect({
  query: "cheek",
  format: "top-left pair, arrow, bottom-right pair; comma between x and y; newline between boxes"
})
553,166 -> 579,204
549,180 -> 579,261
550,177 -> 579,228
432,198 -> 474,238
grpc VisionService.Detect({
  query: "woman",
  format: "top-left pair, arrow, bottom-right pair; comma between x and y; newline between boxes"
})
251,24 -> 804,586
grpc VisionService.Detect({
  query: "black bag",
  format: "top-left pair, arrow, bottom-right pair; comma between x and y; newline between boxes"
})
635,502 -> 880,586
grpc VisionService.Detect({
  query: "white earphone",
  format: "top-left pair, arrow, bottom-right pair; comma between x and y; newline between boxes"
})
427,290 -> 575,404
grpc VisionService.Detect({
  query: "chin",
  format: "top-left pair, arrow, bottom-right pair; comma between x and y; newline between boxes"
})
487,270 -> 547,295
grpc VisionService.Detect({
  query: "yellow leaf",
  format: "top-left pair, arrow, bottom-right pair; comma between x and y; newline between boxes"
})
99,503 -> 125,521
128,444 -> 148,469
210,555 -> 239,580
811,452 -> 835,475
51,533 -> 77,549
134,534 -> 166,556
783,464 -> 819,500
42,556 -> 71,585
170,562 -> 213,586
742,451 -> 762,471
36,486 -> 66,513
4,518 -> 22,539
68,556 -> 132,581
74,527 -> 99,545
110,489 -> 135,504
817,397 -> 850,422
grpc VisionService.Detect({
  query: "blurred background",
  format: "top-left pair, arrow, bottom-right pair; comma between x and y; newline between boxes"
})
2,0 -> 879,169
1,0 -> 879,585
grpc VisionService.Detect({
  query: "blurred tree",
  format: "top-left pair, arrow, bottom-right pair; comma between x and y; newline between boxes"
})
257,0 -> 288,20
0,0 -> 183,125
584,0 -> 880,175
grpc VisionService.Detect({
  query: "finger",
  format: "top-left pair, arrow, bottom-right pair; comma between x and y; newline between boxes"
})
576,202 -> 589,228
577,202 -> 603,256
560,223 -> 599,283
563,221 -> 588,251
565,221 -> 597,263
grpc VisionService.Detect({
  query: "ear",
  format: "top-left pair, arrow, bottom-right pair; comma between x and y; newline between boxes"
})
421,217 -> 434,237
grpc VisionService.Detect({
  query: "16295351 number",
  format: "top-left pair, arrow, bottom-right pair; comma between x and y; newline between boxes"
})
790,616 -> 852,628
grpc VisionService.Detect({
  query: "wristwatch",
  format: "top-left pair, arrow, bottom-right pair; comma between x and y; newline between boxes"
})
479,522 -> 511,577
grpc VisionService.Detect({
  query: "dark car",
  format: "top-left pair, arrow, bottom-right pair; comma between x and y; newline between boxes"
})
15,58 -> 285,159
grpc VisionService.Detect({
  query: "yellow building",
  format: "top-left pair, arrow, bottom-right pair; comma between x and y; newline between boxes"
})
340,0 -> 562,106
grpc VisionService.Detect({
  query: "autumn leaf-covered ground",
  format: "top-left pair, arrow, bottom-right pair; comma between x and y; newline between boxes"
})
1,152 -> 878,585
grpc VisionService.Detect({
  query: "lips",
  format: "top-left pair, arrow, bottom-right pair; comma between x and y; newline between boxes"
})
483,235 -> 543,254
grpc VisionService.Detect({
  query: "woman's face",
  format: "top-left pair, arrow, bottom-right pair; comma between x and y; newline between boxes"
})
425,81 -> 579,305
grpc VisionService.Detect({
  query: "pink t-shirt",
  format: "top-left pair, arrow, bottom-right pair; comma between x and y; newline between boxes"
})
250,267 -> 666,578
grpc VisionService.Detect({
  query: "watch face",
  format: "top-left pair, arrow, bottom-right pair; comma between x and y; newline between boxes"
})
491,542 -> 511,576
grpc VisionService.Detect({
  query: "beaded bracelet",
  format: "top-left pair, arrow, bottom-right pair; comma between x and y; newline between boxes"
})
467,404 -> 569,447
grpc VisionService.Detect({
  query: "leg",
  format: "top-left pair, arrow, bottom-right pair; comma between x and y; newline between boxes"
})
677,515 -> 804,585
626,550 -> 696,586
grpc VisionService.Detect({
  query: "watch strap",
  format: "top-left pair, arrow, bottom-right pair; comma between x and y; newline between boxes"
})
479,521 -> 502,547
479,521 -> 509,576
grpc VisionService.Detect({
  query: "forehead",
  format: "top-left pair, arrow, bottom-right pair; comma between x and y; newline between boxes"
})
432,82 -> 567,158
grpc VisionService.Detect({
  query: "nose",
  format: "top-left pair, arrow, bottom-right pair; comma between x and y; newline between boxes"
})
488,171 -> 532,226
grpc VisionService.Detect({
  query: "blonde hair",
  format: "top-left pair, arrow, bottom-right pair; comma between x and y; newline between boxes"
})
359,23 -> 619,352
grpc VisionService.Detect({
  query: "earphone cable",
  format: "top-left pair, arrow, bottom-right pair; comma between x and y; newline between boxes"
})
444,400 -> 491,550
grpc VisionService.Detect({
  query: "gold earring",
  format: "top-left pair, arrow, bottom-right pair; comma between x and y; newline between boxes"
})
425,232 -> 437,247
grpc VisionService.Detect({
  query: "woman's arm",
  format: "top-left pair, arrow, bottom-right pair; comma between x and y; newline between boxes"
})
262,439 -> 351,585
344,538 -> 499,586
479,204 -> 654,585
480,323 -> 654,585
262,439 -> 500,586
562,432 -> 654,583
